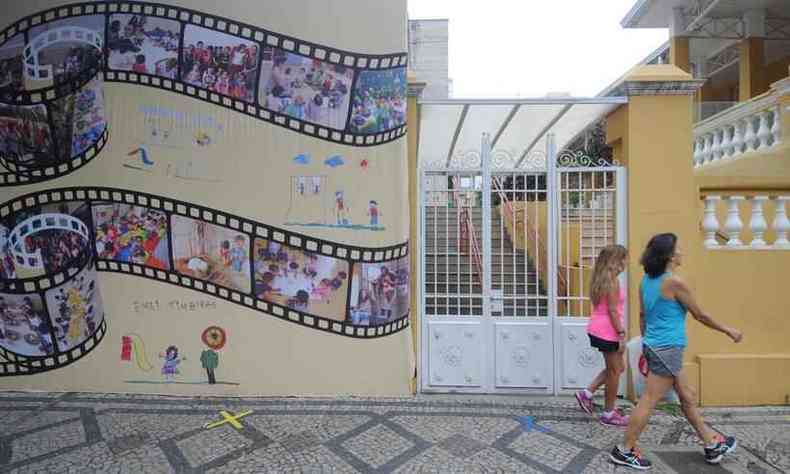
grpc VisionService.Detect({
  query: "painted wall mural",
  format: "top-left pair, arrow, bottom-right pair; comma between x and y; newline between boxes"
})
0,0 -> 410,395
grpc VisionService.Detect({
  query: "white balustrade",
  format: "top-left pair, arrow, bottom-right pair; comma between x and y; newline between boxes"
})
724,196 -> 745,247
700,194 -> 790,249
749,196 -> 768,248
694,91 -> 782,167
702,196 -> 721,248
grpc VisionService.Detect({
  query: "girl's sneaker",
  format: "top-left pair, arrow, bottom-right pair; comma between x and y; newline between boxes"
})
610,445 -> 652,470
704,434 -> 737,464
574,390 -> 594,415
600,409 -> 630,427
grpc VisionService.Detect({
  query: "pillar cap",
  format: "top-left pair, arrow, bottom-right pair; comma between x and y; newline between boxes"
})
620,64 -> 705,96
408,69 -> 427,98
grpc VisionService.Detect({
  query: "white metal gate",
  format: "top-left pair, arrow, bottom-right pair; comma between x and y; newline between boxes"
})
420,134 -> 627,394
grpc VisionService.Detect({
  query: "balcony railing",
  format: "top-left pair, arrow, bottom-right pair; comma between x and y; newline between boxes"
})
701,193 -> 790,249
693,91 -> 782,168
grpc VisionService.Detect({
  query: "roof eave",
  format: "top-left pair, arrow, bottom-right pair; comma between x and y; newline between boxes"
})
621,0 -> 653,28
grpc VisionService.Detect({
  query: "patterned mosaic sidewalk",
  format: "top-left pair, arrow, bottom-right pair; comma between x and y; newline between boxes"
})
0,392 -> 788,473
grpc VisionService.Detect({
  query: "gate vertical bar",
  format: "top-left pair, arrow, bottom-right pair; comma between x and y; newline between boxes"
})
546,133 -> 559,395
616,167 -> 629,363
418,168 -> 427,392
480,132 -> 493,392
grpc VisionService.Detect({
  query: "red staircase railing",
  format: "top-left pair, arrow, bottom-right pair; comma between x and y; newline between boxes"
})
492,176 -> 567,298
452,177 -> 483,285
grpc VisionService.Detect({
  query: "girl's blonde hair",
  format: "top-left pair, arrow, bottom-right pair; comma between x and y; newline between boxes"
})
589,244 -> 628,305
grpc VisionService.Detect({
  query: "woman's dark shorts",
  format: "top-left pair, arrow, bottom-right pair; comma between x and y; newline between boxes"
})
644,345 -> 684,377
589,334 -> 620,353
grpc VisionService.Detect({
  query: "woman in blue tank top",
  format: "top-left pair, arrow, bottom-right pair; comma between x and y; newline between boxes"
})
610,233 -> 743,470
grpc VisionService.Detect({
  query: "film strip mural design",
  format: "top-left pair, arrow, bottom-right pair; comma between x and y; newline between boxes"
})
0,1 -> 408,189
0,186 -> 410,376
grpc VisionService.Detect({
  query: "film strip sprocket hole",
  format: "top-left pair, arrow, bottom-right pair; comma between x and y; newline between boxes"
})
1,186 -> 410,364
0,0 -> 408,163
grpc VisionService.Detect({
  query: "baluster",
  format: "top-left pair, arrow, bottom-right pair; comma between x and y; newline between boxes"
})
702,196 -> 721,248
745,115 -> 760,152
693,139 -> 703,167
702,134 -> 713,163
730,119 -> 744,157
721,125 -> 733,158
773,196 -> 790,249
749,196 -> 768,248
724,196 -> 745,247
771,105 -> 781,146
757,110 -> 772,150
711,129 -> 722,162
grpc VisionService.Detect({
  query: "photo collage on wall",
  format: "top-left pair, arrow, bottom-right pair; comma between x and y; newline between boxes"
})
0,34 -> 24,97
1,5 -> 408,165
259,47 -> 354,130
170,215 -> 251,294
92,203 -> 170,270
27,15 -> 105,86
349,67 -> 407,134
349,257 -> 409,326
107,14 -> 181,79
0,104 -> 53,169
253,238 -> 349,322
181,25 -> 259,103
0,200 -> 104,359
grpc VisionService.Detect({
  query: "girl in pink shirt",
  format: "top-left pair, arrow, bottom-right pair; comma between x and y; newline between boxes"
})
575,245 -> 630,427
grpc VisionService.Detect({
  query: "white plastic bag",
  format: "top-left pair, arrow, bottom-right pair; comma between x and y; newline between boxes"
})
626,336 -> 679,404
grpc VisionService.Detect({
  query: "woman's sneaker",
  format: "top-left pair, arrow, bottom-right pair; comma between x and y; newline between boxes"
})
600,409 -> 630,427
574,390 -> 594,415
704,434 -> 737,464
610,445 -> 652,470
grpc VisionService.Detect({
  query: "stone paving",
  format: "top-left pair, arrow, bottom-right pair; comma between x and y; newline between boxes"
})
0,392 -> 788,473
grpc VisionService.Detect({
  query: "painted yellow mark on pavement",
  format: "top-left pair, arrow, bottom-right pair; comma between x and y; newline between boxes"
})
203,410 -> 253,430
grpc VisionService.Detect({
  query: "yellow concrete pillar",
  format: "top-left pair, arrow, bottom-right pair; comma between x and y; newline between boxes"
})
739,37 -> 765,101
670,36 -> 691,74
614,65 -> 705,401
407,71 -> 426,394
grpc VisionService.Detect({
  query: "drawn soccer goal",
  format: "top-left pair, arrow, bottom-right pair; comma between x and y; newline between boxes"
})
285,175 -> 334,226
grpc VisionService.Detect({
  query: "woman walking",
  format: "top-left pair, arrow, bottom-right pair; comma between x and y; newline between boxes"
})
610,233 -> 742,470
575,245 -> 630,426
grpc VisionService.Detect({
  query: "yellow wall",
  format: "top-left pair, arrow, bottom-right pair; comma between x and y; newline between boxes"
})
609,65 -> 790,405
670,36 -> 691,74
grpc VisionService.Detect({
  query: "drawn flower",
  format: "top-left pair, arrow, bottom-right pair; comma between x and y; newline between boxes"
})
201,326 -> 227,350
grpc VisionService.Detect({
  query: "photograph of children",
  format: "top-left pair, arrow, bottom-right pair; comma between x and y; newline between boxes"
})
0,225 -> 17,279
171,216 -> 251,293
45,265 -> 104,353
0,35 -> 24,96
349,67 -> 407,134
50,78 -> 105,160
349,257 -> 409,326
181,25 -> 259,103
28,15 -> 104,86
253,239 -> 349,321
92,204 -> 169,270
259,47 -> 354,130
1,201 -> 91,279
0,104 -> 53,168
0,293 -> 54,357
107,14 -> 180,79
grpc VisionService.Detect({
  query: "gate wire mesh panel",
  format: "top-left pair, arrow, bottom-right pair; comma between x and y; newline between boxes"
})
422,172 -> 483,317
490,172 -> 548,317
557,169 -> 617,317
